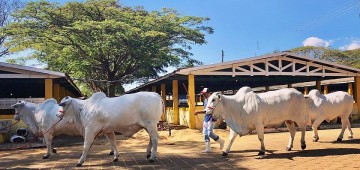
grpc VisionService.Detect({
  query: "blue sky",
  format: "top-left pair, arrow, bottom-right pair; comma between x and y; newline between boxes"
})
2,0 -> 360,90
119,0 -> 360,64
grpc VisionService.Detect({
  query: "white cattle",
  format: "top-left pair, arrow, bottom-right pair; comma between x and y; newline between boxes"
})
205,87 -> 310,156
56,92 -> 163,167
11,99 -> 117,159
307,89 -> 354,142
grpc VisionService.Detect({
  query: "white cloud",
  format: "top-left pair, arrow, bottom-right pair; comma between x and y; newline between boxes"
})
302,37 -> 331,47
340,41 -> 360,50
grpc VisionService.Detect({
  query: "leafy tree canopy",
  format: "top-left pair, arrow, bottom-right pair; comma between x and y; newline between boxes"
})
289,46 -> 360,69
3,0 -> 213,96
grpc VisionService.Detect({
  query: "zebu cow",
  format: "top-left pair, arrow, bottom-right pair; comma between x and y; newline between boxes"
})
307,89 -> 354,142
205,87 -> 310,156
11,99 -> 117,159
56,92 -> 163,167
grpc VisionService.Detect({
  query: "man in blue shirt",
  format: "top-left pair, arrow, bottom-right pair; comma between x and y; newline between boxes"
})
195,88 -> 225,153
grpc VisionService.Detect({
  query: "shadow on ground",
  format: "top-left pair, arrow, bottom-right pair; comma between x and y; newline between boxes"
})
260,148 -> 360,160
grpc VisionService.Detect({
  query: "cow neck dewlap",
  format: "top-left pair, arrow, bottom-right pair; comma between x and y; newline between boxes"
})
23,103 -> 41,135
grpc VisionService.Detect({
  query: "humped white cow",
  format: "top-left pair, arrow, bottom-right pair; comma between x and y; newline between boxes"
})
307,89 -> 354,142
205,87 -> 310,156
11,99 -> 117,159
56,92 -> 163,167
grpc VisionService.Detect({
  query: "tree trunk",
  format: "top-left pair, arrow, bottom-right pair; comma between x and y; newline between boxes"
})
107,83 -> 116,97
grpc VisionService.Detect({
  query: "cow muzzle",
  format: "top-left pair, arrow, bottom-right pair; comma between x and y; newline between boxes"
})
14,114 -> 20,121
56,109 -> 64,118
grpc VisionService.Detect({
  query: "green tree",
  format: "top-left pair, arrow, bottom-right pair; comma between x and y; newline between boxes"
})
3,0 -> 213,96
289,46 -> 360,69
0,0 -> 23,57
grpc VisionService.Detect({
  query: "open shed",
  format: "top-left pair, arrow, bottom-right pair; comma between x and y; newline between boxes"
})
0,62 -> 82,143
126,52 -> 360,129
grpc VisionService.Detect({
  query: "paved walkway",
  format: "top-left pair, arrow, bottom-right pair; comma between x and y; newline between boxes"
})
0,127 -> 359,169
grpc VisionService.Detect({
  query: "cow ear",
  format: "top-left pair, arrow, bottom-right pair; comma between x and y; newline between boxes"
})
217,93 -> 221,100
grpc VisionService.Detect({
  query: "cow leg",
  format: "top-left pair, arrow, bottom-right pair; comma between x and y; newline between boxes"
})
146,138 -> 152,159
345,117 -> 353,139
145,123 -> 159,163
285,121 -> 296,151
222,128 -> 237,157
105,132 -> 119,162
298,123 -> 307,150
77,130 -> 97,167
255,125 -> 265,156
43,135 -> 53,159
312,117 -> 324,142
337,116 -> 347,141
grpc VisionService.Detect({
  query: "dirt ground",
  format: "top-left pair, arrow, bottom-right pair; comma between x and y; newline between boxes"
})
0,127 -> 359,169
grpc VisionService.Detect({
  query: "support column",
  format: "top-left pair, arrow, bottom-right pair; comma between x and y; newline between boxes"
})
265,86 -> 270,91
304,86 -> 309,95
161,83 -> 166,121
188,74 -> 196,129
53,84 -> 60,102
348,83 -> 353,96
316,81 -> 321,92
45,79 -> 53,99
287,84 -> 292,88
172,80 -> 179,125
354,76 -> 360,121
152,86 -> 157,93
323,85 -> 328,94
59,86 -> 65,100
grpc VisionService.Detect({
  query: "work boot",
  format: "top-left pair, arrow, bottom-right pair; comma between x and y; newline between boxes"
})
202,142 -> 211,153
216,138 -> 225,150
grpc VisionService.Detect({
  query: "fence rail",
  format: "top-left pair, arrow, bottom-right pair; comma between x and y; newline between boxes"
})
0,98 -> 45,109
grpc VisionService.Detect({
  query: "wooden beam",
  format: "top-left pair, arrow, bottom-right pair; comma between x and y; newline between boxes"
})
348,83 -> 353,96
161,83 -> 166,122
172,80 -> 179,125
316,81 -> 321,92
45,79 -> 53,99
53,84 -> 60,102
188,74 -> 196,129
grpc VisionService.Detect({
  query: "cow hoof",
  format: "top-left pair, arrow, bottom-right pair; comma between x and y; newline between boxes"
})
258,151 -> 265,156
337,138 -> 342,142
286,147 -> 291,151
301,144 -> 306,150
52,149 -> 57,153
113,158 -> 118,162
148,159 -> 155,163
348,136 -> 353,139
222,152 -> 228,157
43,155 -> 49,159
313,138 -> 319,142
109,151 -> 114,155
76,163 -> 82,167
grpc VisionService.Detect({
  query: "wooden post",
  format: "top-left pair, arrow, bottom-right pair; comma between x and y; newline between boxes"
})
53,84 -> 60,102
348,83 -> 353,96
287,84 -> 292,88
323,85 -> 328,94
354,77 -> 360,121
45,79 -> 53,99
172,80 -> 179,125
316,81 -> 321,92
304,86 -> 309,95
188,74 -> 196,129
152,86 -> 156,93
161,83 -> 166,121
265,86 -> 270,91
59,86 -> 65,100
